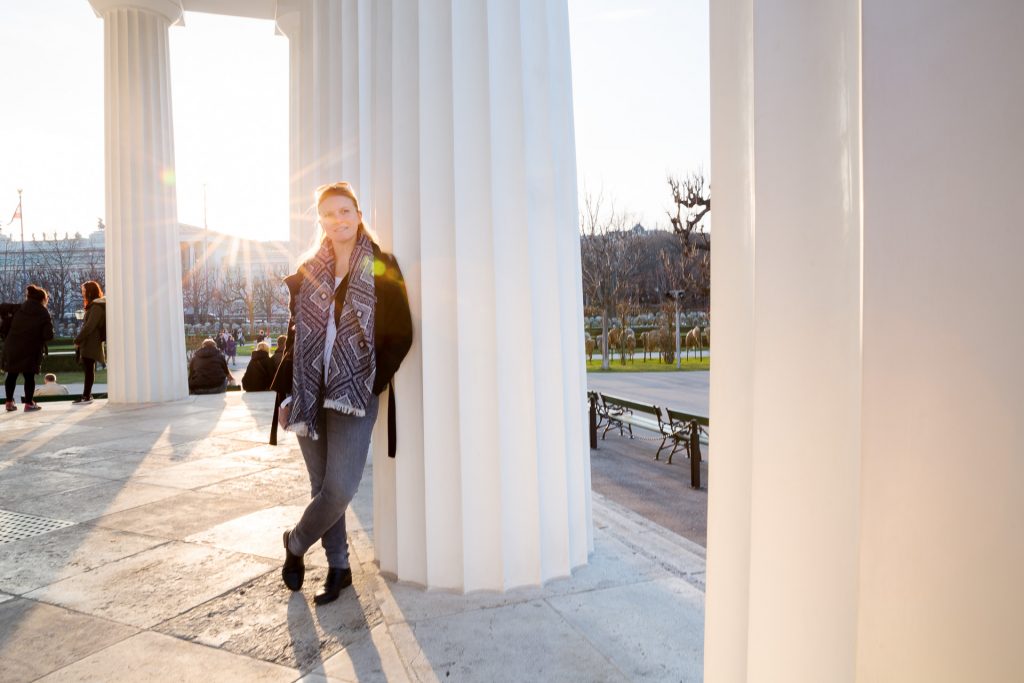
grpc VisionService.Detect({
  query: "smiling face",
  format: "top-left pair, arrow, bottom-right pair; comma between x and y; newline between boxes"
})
318,193 -> 362,247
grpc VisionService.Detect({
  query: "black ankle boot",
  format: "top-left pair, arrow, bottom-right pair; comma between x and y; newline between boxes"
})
282,530 -> 305,591
314,567 -> 352,605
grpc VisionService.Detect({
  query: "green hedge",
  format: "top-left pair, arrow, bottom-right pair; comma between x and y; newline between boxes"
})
41,353 -> 84,373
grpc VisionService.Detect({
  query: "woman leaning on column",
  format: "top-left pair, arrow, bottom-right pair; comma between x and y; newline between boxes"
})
270,181 -> 413,605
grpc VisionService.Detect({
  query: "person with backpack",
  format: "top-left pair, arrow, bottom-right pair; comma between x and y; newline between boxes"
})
2,285 -> 55,412
73,280 -> 106,405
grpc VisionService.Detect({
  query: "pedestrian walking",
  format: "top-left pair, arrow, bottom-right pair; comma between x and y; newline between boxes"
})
2,285 -> 54,412
73,280 -> 106,405
225,333 -> 237,367
273,181 -> 412,605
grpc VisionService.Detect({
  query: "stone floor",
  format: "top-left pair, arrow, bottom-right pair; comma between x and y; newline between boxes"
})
0,393 -> 705,682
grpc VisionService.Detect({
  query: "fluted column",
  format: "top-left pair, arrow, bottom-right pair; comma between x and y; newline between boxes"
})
368,0 -> 591,591
275,0 -> 365,260
89,0 -> 187,403
708,0 -> 862,679
709,1 -> 1024,680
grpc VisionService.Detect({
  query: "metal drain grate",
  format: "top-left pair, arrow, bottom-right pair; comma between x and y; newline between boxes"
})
0,510 -> 75,544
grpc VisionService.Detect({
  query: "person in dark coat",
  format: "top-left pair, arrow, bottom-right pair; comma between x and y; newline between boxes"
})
271,334 -> 287,368
273,181 -> 412,606
225,334 -> 237,367
242,341 -> 276,391
188,338 -> 234,394
2,285 -> 55,412
73,280 -> 106,405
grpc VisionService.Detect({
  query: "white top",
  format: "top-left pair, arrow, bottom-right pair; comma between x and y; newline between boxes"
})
322,276 -> 343,382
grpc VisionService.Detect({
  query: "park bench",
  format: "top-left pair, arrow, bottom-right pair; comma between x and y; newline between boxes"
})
662,407 -> 710,465
597,392 -> 682,461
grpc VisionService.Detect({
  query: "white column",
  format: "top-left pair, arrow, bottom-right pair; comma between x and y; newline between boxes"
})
709,0 -> 862,679
856,2 -> 1024,680
275,0 -> 362,261
709,1 -> 1024,680
89,0 -> 188,403
369,0 -> 591,591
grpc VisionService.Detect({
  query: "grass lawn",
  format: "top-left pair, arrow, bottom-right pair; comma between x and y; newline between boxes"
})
26,369 -> 109,385
587,356 -> 710,372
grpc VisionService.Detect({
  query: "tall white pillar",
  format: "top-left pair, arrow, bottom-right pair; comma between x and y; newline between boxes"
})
856,2 -> 1024,680
708,1 -> 1024,680
275,0 -> 364,260
89,0 -> 188,403
368,0 -> 591,591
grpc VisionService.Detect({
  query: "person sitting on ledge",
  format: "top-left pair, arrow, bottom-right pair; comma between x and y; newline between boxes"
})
34,373 -> 69,397
188,338 -> 235,394
242,341 -> 276,392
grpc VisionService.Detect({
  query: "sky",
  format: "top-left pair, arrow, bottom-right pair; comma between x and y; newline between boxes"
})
0,0 -> 708,242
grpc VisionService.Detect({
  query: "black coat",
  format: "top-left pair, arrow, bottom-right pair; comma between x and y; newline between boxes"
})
270,243 -> 413,454
188,346 -> 231,391
1,300 -> 54,375
74,298 -> 106,362
242,349 -> 276,392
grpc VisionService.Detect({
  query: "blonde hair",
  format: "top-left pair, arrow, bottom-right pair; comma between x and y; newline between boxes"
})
256,341 -> 271,353
297,181 -> 379,265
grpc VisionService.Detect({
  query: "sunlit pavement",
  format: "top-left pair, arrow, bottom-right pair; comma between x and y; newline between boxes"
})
0,392 -> 705,682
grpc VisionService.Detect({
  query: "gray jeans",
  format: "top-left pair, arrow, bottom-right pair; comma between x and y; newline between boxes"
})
289,394 -> 379,569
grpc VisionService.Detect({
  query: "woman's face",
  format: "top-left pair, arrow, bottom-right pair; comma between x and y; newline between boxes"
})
318,194 -> 361,246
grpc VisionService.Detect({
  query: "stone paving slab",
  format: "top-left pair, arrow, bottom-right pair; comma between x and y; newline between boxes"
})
0,598 -> 138,683
391,599 -> 630,682
0,523 -> 166,595
0,468 -> 113,507
92,490 -> 272,540
185,505 -> 332,568
304,622 -> 412,683
158,565 -> 382,673
25,542 -> 278,628
5,480 -> 185,523
547,576 -> 705,681
131,456 -> 269,490
197,464 -> 313,504
34,631 -> 299,682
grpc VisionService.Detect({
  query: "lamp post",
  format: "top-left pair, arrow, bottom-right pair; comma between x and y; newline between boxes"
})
17,188 -> 26,291
664,289 -> 685,368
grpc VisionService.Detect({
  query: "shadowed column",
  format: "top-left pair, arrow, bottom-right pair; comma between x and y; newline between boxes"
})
89,0 -> 187,402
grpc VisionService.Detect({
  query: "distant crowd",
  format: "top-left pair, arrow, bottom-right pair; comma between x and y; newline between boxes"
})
1,281 -> 287,412
188,328 -> 287,395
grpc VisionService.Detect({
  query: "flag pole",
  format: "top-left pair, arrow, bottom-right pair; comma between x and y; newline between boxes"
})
17,188 -> 26,291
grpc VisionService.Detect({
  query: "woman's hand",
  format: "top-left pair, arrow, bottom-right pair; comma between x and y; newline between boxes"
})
278,403 -> 290,430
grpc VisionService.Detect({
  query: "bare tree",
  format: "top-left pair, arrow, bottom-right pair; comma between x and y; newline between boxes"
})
580,193 -> 642,370
182,265 -> 214,324
253,270 -> 288,330
0,239 -> 20,303
221,267 -> 257,334
666,171 -> 712,315
208,274 -> 231,324
34,233 -> 83,323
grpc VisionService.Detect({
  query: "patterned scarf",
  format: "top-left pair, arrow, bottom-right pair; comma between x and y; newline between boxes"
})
285,232 -> 376,440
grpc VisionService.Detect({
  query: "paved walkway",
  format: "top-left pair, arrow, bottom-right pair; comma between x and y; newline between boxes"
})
587,371 -> 709,416
0,393 -> 705,682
